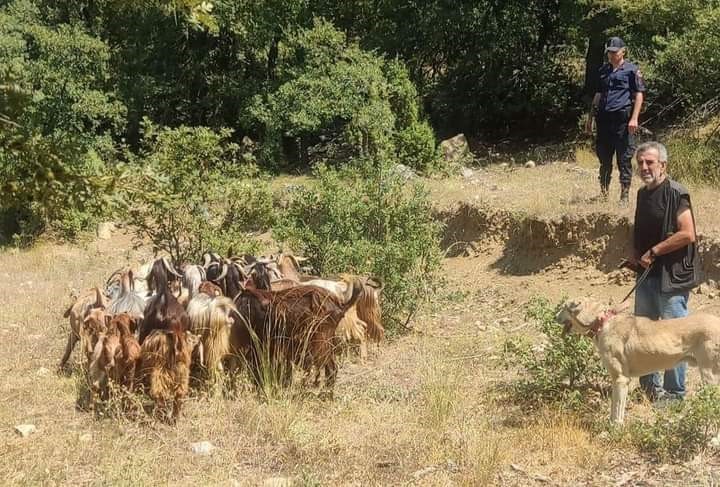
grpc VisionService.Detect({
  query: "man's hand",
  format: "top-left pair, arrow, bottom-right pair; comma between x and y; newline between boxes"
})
639,249 -> 654,269
628,117 -> 638,135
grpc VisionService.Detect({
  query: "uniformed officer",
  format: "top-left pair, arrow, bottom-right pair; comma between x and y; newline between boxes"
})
585,37 -> 646,204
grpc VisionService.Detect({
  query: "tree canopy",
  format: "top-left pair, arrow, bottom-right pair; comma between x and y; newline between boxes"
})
2,0 -> 719,237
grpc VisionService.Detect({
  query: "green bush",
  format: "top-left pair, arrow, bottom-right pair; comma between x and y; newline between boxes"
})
0,2 -> 125,241
395,120 -> 441,173
273,158 -> 442,328
665,136 -> 720,187
502,297 -> 608,410
653,6 -> 720,106
248,18 -> 436,170
119,123 -> 270,263
625,386 -> 720,462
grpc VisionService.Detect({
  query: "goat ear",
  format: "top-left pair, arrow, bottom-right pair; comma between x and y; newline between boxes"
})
104,315 -> 112,328
94,287 -> 107,309
129,316 -> 139,334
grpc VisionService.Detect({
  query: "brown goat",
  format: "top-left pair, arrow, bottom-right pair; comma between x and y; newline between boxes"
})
59,287 -> 107,370
81,307 -> 111,365
230,279 -> 362,392
87,331 -> 120,404
110,313 -> 142,391
138,325 -> 199,423
198,280 -> 223,297
139,285 -> 190,344
302,276 -> 384,361
274,253 -> 308,282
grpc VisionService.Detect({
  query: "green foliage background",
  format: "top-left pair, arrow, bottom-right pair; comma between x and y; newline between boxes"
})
1,0 -> 719,319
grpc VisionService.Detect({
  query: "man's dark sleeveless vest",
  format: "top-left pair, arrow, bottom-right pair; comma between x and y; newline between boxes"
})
659,179 -> 702,292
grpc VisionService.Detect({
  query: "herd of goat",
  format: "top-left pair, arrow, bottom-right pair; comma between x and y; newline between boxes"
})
59,252 -> 385,422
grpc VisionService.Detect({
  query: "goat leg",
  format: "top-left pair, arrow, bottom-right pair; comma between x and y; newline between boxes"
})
171,397 -> 182,424
59,331 -> 79,371
125,362 -> 136,393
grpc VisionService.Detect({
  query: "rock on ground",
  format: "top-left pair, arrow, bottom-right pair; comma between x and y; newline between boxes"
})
15,424 -> 36,437
440,133 -> 470,163
190,441 -> 217,455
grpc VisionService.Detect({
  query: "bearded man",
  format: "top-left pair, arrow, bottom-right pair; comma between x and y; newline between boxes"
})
628,141 -> 701,403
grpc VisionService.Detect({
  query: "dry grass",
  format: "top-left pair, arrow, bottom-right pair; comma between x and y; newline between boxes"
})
4,160 -> 720,485
426,147 -> 720,236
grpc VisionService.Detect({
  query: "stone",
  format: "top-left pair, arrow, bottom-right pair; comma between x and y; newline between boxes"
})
96,222 -> 115,240
190,441 -> 217,455
524,160 -> 536,168
15,424 -> 36,437
413,466 -> 437,479
460,166 -> 475,179
499,163 -> 509,169
710,433 -> 720,448
697,283 -> 712,295
439,133 -> 470,163
36,367 -> 50,376
79,433 -> 92,442
392,163 -> 416,181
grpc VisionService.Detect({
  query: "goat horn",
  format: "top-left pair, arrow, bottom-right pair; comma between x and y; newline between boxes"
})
104,268 -> 123,287
233,261 -> 248,279
215,263 -> 228,282
202,253 -> 212,268
366,275 -> 384,291
162,257 -> 183,278
243,262 -> 257,276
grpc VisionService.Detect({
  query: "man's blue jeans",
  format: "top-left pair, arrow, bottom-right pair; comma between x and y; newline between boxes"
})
634,274 -> 689,399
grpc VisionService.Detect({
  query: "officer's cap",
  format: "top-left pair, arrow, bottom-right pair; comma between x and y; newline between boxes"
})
605,37 -> 625,52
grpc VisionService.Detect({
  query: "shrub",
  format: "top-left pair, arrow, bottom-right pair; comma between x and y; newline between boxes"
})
653,6 -> 720,107
0,3 -> 125,241
273,158 -> 442,329
395,120 -> 441,173
248,18 -> 436,170
625,386 -> 720,462
502,297 -> 608,410
664,135 -> 720,187
119,123 -> 271,263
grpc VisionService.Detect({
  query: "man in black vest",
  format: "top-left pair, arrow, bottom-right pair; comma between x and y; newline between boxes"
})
629,141 -> 700,402
586,37 -> 645,204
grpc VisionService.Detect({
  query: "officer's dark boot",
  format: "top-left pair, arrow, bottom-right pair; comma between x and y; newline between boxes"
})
619,184 -> 630,206
600,183 -> 609,201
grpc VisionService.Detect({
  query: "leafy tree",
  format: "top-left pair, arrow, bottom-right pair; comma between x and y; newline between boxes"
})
248,18 -> 438,170
119,123 -> 269,263
0,0 -> 125,240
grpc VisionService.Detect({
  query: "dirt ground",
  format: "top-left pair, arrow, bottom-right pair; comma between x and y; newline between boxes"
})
2,157 -> 720,486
